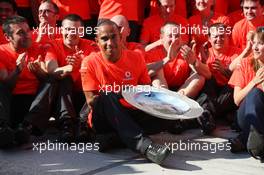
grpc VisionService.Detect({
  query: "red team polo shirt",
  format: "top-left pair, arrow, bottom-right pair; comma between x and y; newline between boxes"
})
45,38 -> 97,91
145,46 -> 190,89
140,14 -> 189,44
232,18 -> 264,49
206,47 -> 241,86
81,49 -> 151,127
229,57 -> 263,92
0,42 -> 45,94
98,0 -> 139,21
81,50 -> 151,92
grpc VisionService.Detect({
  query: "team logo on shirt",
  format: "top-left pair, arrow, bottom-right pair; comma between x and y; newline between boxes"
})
124,71 -> 133,81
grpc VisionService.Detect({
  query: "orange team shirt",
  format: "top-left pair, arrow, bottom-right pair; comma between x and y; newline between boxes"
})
140,14 -> 189,44
52,0 -> 91,20
0,43 -> 45,94
0,27 -> 8,45
189,13 -> 230,48
145,46 -> 190,89
45,38 -> 97,91
228,10 -> 244,27
81,50 -> 151,92
149,0 -> 187,18
232,18 -> 264,49
206,47 -> 241,86
98,0 -> 140,21
81,50 -> 150,127
229,57 -> 263,93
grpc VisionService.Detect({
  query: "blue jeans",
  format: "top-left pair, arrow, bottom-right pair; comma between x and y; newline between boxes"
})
237,88 -> 264,145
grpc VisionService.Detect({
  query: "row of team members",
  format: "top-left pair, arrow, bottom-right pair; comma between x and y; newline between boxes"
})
0,0 -> 263,164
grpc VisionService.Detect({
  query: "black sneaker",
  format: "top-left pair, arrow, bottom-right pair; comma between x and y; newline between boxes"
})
197,110 -> 216,135
76,121 -> 95,143
0,121 -> 15,148
145,143 -> 170,164
247,126 -> 264,162
15,122 -> 32,145
58,119 -> 75,143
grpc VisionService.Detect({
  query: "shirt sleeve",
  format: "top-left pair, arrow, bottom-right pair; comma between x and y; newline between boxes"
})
80,55 -> 100,91
228,65 -> 245,88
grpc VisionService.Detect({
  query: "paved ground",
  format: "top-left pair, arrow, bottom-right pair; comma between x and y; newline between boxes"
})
0,126 -> 263,175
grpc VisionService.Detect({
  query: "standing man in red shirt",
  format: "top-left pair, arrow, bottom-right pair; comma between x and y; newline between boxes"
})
81,20 -> 170,165
232,0 -> 264,49
140,0 -> 189,46
98,0 -> 149,42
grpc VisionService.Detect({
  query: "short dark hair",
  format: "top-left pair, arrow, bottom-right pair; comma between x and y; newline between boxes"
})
241,0 -> 264,7
97,19 -> 119,31
40,0 -> 59,14
208,23 -> 227,37
2,15 -> 27,37
62,14 -> 84,26
0,0 -> 17,12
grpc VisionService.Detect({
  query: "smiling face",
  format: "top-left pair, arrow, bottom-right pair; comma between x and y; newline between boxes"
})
242,0 -> 263,21
62,19 -> 83,48
252,33 -> 264,62
96,23 -> 122,62
209,26 -> 228,51
38,2 -> 58,25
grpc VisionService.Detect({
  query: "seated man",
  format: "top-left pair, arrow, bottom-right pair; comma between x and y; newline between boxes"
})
145,22 -> 205,99
80,20 -> 170,165
0,16 -> 52,147
32,0 -> 61,44
45,14 -> 98,142
192,23 -> 242,135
